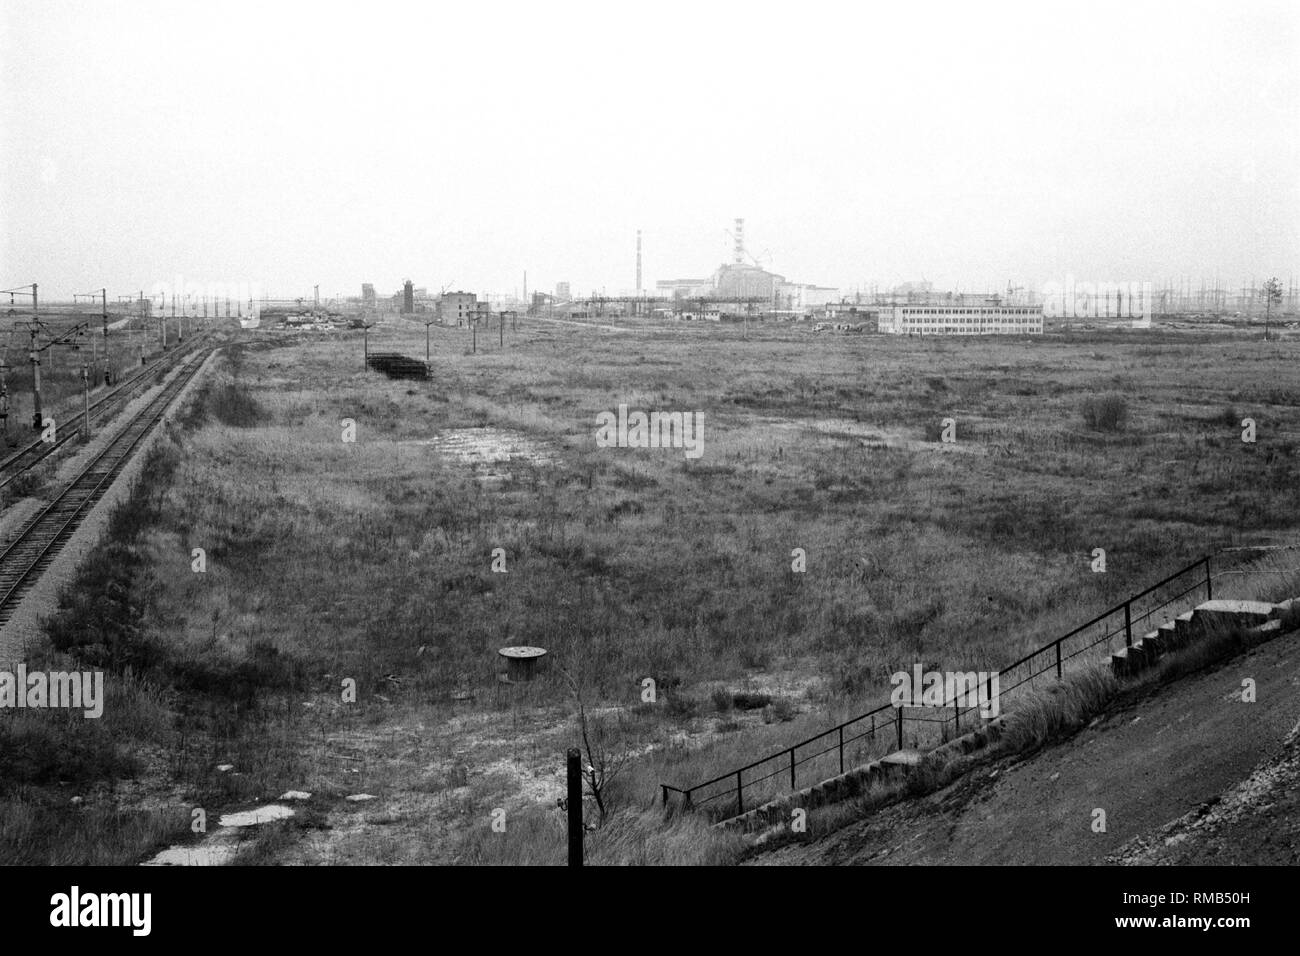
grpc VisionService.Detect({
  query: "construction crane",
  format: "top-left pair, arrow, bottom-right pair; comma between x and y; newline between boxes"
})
722,222 -> 772,270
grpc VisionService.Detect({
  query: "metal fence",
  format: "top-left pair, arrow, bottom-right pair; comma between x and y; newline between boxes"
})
660,555 -> 1214,820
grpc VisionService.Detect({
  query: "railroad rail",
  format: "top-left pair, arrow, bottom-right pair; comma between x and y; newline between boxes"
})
0,347 -> 213,626
0,336 -> 210,496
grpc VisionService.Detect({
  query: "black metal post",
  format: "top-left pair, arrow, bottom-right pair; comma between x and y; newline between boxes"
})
736,771 -> 743,816
789,749 -> 796,789
1124,601 -> 1132,648
838,725 -> 845,774
567,748 -> 583,867
896,707 -> 903,750
81,364 -> 89,436
1205,557 -> 1212,601
1055,640 -> 1062,679
29,329 -> 41,431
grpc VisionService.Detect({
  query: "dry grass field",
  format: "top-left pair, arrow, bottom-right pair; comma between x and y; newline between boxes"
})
2,315 -> 1297,864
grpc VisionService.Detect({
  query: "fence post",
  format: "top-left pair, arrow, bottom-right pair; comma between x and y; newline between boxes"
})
790,748 -> 797,789
1055,640 -> 1062,679
1124,602 -> 1133,648
896,707 -> 904,750
660,785 -> 668,809
567,748 -> 583,867
953,697 -> 960,735
1205,557 -> 1212,601
736,771 -> 744,816
838,725 -> 845,775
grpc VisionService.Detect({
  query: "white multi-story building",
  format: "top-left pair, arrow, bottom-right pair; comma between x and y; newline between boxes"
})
880,305 -> 1044,336
438,291 -> 478,326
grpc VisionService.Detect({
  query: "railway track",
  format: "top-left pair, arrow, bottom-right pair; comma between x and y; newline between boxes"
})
0,347 -> 213,626
0,335 -> 210,496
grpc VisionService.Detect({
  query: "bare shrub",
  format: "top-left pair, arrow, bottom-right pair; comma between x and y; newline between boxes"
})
1081,394 -> 1128,431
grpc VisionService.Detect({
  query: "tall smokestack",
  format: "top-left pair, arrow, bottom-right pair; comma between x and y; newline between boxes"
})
734,218 -> 745,265
636,230 -> 642,293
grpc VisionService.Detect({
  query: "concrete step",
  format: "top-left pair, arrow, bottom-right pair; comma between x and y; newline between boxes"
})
1269,597 -> 1298,619
1156,620 -> 1182,649
1141,630 -> 1166,655
1111,644 -> 1149,677
1174,611 -> 1196,642
879,748 -> 926,779
1192,599 -> 1276,636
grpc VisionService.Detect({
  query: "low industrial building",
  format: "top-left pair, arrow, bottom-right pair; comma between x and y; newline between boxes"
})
880,305 -> 1044,336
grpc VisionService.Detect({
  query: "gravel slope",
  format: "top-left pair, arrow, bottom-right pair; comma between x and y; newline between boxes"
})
755,630 -> 1300,865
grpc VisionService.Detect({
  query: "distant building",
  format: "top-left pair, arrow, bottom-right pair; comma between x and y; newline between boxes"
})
779,283 -> 841,311
656,278 -> 711,299
880,305 -> 1043,336
439,291 -> 478,326
362,283 -> 376,308
555,281 -> 571,300
402,280 -> 414,314
712,263 -> 785,301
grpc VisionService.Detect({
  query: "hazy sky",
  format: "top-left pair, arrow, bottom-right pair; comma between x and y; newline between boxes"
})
2,0 -> 1297,301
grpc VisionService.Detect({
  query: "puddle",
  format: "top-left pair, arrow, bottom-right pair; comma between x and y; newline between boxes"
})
804,418 -> 918,448
143,843 -> 241,867
767,417 -> 979,453
415,427 -> 553,465
407,427 -> 557,483
143,803 -> 297,866
218,804 -> 296,827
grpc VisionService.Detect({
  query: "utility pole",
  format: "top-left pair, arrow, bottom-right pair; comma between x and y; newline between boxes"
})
0,359 -> 8,446
81,363 -> 90,437
567,748 -> 583,867
29,328 -> 41,431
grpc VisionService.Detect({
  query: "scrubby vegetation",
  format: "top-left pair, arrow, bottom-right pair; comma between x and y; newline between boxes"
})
5,320 -> 1298,864
1080,393 -> 1128,431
